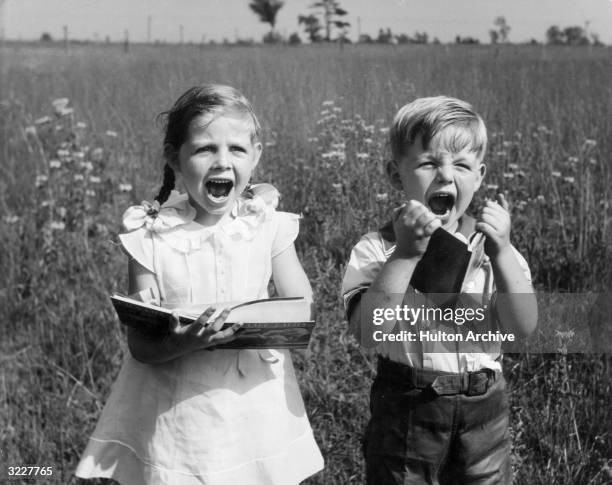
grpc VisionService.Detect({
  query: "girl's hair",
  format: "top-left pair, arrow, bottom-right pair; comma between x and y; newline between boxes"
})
155,84 -> 261,204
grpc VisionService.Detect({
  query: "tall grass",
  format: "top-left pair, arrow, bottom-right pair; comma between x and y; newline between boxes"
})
1,43 -> 611,484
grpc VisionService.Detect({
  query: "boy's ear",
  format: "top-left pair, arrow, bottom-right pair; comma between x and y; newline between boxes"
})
476,162 -> 487,188
386,159 -> 403,190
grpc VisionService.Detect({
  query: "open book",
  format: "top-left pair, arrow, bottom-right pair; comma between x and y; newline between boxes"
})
110,294 -> 315,349
410,228 -> 486,307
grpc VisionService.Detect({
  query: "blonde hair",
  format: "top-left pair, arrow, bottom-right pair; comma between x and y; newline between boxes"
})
389,96 -> 487,161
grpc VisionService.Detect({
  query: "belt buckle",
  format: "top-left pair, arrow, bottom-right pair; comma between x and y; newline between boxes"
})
430,374 -> 460,396
466,370 -> 491,396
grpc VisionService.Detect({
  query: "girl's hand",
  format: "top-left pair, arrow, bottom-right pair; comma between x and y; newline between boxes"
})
476,194 -> 512,258
392,200 -> 441,258
168,307 -> 243,352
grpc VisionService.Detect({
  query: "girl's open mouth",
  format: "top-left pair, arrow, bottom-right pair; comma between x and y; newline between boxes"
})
427,193 -> 455,218
205,178 -> 234,201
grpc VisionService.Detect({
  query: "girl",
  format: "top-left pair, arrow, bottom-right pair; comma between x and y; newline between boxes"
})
75,85 -> 324,484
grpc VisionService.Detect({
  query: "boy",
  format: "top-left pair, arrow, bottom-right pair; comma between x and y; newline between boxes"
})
341,96 -> 537,484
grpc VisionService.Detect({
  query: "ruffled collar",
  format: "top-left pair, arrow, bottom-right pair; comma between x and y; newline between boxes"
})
121,184 -> 280,253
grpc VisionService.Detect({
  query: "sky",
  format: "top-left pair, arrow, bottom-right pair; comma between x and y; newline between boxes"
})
4,0 -> 612,44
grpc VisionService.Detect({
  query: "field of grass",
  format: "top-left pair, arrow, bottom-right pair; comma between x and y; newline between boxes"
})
1,43 -> 611,484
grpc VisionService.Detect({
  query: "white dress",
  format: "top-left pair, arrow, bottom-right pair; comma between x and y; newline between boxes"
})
75,186 -> 324,485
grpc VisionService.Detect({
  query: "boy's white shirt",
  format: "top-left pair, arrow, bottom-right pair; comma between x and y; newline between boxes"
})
341,228 -> 532,373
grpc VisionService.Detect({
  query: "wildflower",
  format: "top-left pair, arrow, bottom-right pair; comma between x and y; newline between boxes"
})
91,148 -> 104,162
49,221 -> 66,231
363,138 -> 373,144
75,121 -> 87,130
322,100 -> 334,106
517,170 -> 526,178
51,98 -> 69,115
563,176 -> 575,184
73,151 -> 85,160
24,126 -> 37,135
508,163 -> 519,170
536,195 -> 545,203
589,158 -> 598,166
85,189 -> 96,197
57,149 -> 70,158
502,141 -> 512,148
332,183 -> 342,194
364,125 -> 375,133
3,215 -> 19,224
502,173 -> 514,179
74,174 -> 84,181
89,176 -> 101,184
105,130 -> 118,138
80,161 -> 94,171
567,156 -> 579,164
119,183 -> 133,192
307,137 -> 319,143
332,107 -> 342,113
265,141 -> 276,147
552,171 -> 561,178
485,184 -> 499,191
49,160 -> 61,169
375,193 -> 389,202
356,153 -> 369,160
379,127 -> 389,134
58,107 -> 74,117
331,142 -> 345,151
496,151 -> 507,157
35,174 -> 48,187
514,131 -> 522,140
583,139 -> 597,149
34,116 -> 52,125
57,207 -> 67,218
319,109 -> 330,116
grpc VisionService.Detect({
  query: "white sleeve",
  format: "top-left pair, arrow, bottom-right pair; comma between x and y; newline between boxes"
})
341,234 -> 385,317
271,211 -> 300,258
118,228 -> 155,273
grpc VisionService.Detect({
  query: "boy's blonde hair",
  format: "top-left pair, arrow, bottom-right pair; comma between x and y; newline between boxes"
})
389,96 -> 487,161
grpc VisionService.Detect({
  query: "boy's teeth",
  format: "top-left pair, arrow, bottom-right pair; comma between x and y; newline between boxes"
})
428,194 -> 454,215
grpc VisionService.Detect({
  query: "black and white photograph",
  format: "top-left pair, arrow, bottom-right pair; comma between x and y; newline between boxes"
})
1,1 -> 611,484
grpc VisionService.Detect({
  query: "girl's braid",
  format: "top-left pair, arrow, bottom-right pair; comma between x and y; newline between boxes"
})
155,164 -> 175,205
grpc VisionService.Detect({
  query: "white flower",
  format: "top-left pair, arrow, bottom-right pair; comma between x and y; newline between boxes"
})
119,183 -> 133,192
57,149 -> 70,158
74,174 -> 84,181
563,176 -> 575,184
503,172 -> 514,179
35,174 -> 48,187
322,100 -> 334,106
584,139 -> 597,148
91,148 -> 104,162
35,116 -> 52,125
536,195 -> 546,203
80,161 -> 93,171
57,207 -> 67,218
551,171 -> 561,178
486,184 -> 499,191
49,221 -> 66,231
49,160 -> 61,169
75,121 -> 87,130
105,130 -> 118,138
375,192 -> 389,202
51,98 -> 69,114
85,189 -> 96,197
3,215 -> 19,224
356,152 -> 369,160
58,107 -> 74,117
508,163 -> 519,170
89,176 -> 101,184
332,183 -> 342,193
265,141 -> 276,147
24,126 -> 37,135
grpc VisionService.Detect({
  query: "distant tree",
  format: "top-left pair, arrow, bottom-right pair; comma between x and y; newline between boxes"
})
298,14 -> 322,42
563,26 -> 589,46
376,28 -> 393,44
309,0 -> 350,42
493,16 -> 511,42
249,0 -> 284,35
455,35 -> 480,45
432,37 -> 441,45
546,25 -> 564,44
489,29 -> 499,44
40,32 -> 53,42
358,33 -> 374,44
413,31 -> 428,44
288,32 -> 302,45
262,31 -> 282,44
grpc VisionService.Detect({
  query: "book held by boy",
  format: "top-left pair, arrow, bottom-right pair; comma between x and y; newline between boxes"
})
110,293 -> 315,349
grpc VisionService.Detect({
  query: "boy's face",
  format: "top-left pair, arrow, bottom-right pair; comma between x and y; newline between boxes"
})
388,128 -> 485,231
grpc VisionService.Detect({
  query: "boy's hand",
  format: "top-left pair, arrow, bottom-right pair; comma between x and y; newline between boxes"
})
168,307 -> 243,352
392,200 -> 441,258
476,194 -> 512,258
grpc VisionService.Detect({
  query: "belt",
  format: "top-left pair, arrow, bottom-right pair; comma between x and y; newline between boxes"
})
377,357 -> 500,397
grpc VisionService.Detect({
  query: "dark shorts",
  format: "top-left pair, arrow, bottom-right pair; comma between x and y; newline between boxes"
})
364,359 -> 512,485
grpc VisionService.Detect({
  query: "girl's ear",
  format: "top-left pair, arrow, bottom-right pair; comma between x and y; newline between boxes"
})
386,159 -> 403,190
252,142 -> 262,168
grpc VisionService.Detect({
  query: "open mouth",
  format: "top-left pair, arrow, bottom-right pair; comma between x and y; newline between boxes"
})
427,193 -> 455,217
205,178 -> 234,200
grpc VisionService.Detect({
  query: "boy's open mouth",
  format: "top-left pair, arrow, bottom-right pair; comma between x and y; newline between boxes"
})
205,178 -> 234,200
427,193 -> 455,217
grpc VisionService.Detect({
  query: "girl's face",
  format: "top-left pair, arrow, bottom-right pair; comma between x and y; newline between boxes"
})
172,112 -> 261,226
